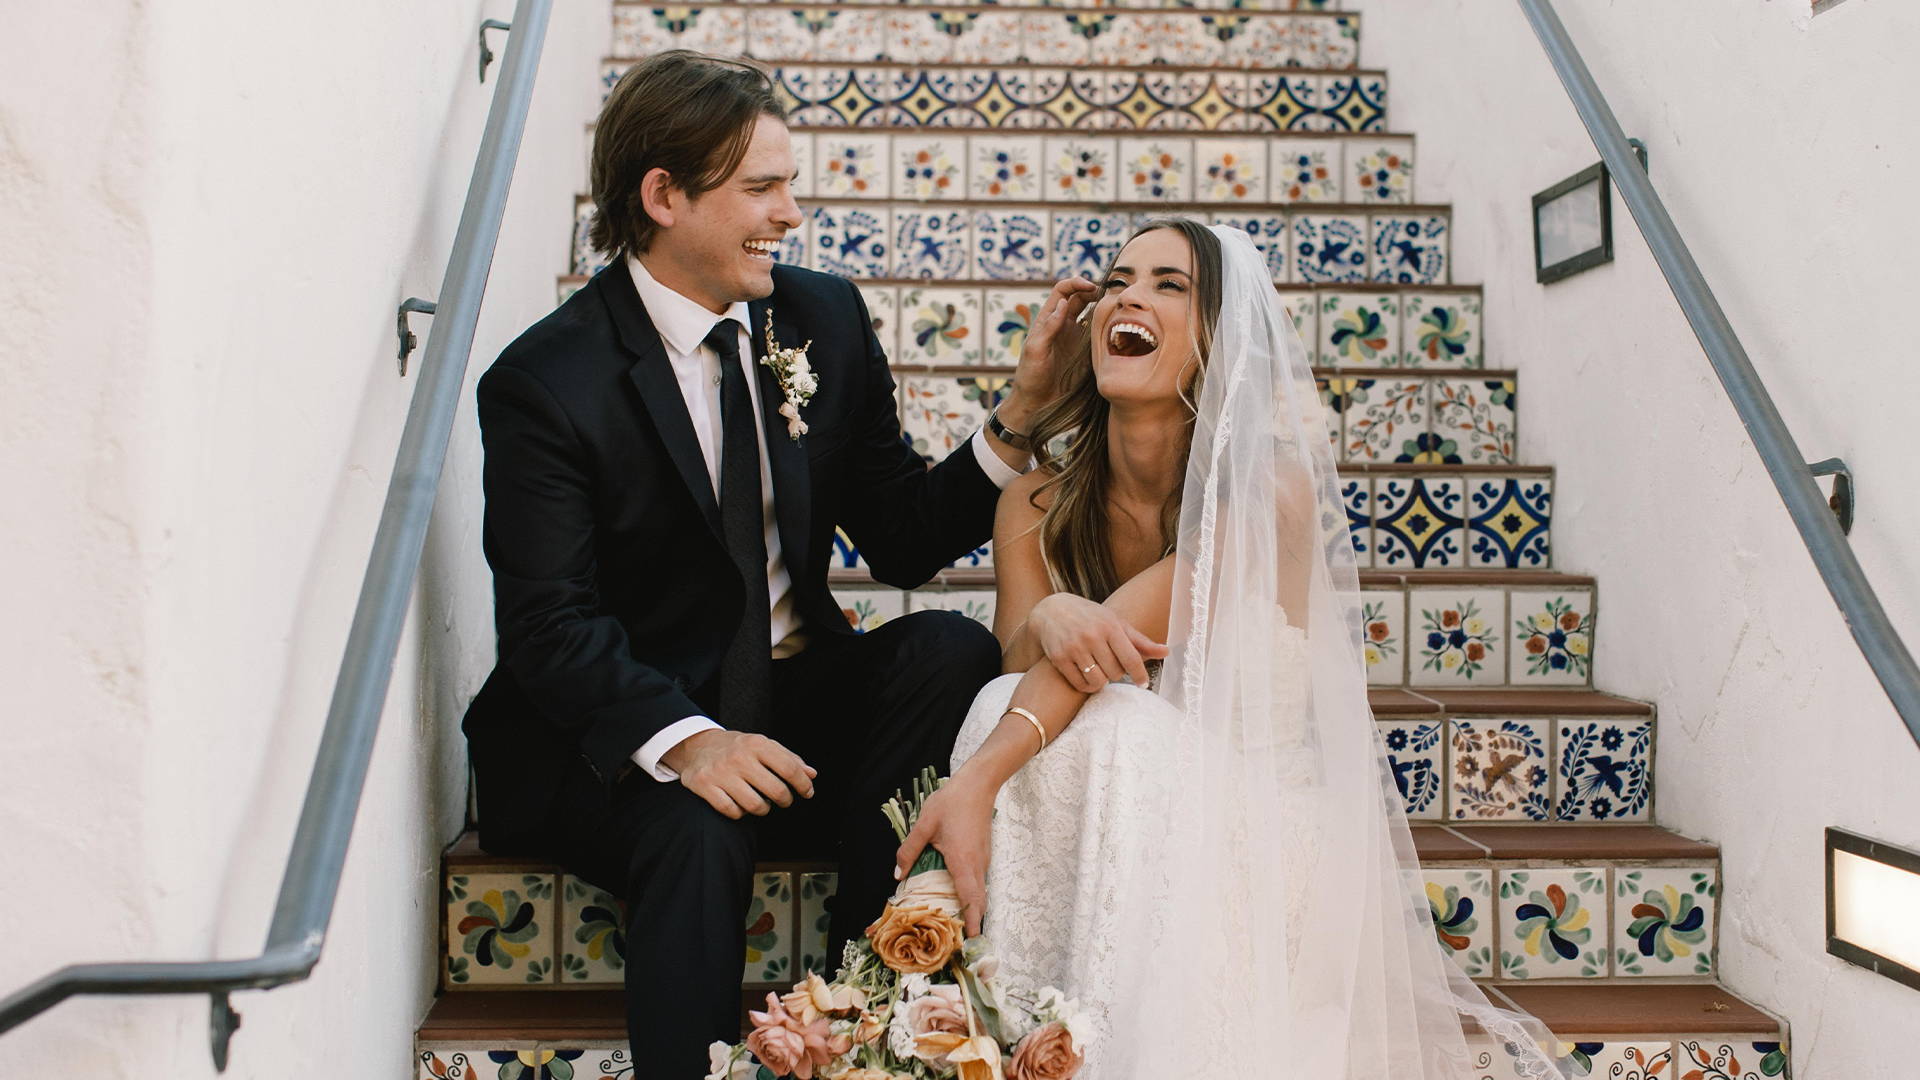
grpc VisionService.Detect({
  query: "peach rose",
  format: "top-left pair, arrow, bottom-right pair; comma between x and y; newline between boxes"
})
783,973 -> 868,1026
948,1034 -> 1009,1080
866,904 -> 966,974
851,1009 -> 888,1046
746,991 -> 853,1080
836,1071 -> 906,1080
903,984 -> 969,1062
1009,1022 -> 1084,1080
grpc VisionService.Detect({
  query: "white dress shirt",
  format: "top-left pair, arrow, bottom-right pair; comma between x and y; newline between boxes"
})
626,254 -> 1024,781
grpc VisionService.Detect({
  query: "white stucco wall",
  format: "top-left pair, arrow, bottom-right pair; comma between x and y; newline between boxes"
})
0,1 -> 607,1073
1364,0 -> 1920,1073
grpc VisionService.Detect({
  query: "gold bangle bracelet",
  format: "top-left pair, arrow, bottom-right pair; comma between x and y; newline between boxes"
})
1004,706 -> 1047,752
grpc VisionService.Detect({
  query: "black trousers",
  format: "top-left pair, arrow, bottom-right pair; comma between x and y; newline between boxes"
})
536,610 -> 1001,1078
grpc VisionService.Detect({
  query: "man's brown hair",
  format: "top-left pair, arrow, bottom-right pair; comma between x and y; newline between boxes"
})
589,51 -> 789,257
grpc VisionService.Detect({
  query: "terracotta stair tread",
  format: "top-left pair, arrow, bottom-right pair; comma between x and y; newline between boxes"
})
609,56 -> 1386,78
1490,984 -> 1779,1036
559,275 -> 1485,295
419,990 -> 627,1041
1411,824 -> 1717,862
1409,687 -> 1651,715
577,190 -> 1442,217
834,568 -> 1590,589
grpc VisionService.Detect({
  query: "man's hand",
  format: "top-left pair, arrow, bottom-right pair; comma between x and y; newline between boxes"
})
1005,277 -> 1100,420
1029,593 -> 1168,694
892,773 -> 997,937
663,729 -> 817,820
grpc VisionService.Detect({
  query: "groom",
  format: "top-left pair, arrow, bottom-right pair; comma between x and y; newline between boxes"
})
462,51 -> 1100,1074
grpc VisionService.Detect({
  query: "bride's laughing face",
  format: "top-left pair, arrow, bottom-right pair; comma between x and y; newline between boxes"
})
1090,228 -> 1201,408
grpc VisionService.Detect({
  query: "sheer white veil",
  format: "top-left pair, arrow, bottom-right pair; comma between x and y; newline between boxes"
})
1099,224 -> 1565,1078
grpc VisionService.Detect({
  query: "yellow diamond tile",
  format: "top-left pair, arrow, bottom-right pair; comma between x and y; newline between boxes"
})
975,81 -> 1017,127
824,79 -> 876,125
1115,84 -> 1164,127
1190,85 -> 1235,130
1042,84 -> 1095,127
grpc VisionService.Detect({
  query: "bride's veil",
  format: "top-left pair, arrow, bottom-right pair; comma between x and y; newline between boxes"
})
1103,224 -> 1565,1077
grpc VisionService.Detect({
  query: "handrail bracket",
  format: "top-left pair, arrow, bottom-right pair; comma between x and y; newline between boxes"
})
1808,457 -> 1855,535
209,992 -> 241,1072
479,19 -> 512,84
396,297 -> 437,376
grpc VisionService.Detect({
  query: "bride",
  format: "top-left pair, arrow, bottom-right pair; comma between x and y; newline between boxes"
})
894,221 -> 1563,1078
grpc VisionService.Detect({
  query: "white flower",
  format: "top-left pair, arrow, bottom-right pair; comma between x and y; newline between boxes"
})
792,371 -> 819,395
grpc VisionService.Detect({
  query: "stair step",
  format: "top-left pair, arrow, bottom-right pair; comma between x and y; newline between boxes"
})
1416,824 -> 1716,862
610,5 -> 1363,70
600,60 -> 1388,134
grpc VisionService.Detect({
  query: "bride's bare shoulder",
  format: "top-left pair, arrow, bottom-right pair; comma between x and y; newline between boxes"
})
1000,467 -> 1057,516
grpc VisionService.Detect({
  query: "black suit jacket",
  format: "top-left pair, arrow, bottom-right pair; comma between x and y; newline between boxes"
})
464,260 -> 1000,848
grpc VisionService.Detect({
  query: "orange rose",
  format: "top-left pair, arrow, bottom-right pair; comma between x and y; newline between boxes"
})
1009,1022 -> 1083,1080
867,904 -> 966,974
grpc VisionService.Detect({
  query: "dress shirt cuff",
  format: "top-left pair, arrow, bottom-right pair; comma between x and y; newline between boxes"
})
632,715 -> 722,782
970,427 -> 1029,490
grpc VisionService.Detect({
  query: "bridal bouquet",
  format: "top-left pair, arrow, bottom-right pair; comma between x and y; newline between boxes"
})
707,768 -> 1091,1080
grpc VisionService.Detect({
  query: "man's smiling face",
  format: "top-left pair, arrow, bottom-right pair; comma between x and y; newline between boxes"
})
643,113 -> 803,314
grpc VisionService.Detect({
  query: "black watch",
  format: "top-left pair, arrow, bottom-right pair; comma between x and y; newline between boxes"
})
986,405 -> 1032,452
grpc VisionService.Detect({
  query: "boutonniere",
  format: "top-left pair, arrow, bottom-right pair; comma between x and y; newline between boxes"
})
761,312 -> 817,440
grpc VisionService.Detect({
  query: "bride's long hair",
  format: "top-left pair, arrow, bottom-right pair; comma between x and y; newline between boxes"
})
1024,218 -> 1224,602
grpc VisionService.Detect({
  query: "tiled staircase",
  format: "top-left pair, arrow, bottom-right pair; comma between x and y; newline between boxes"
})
416,2 -> 1794,1077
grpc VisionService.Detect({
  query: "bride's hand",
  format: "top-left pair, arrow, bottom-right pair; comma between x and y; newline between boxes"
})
894,773 -> 996,937
1029,593 -> 1168,694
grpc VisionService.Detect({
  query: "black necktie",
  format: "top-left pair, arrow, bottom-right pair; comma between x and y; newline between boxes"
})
705,320 -> 771,731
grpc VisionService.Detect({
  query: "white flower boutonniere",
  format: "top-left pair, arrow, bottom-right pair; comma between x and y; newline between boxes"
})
761,312 -> 817,440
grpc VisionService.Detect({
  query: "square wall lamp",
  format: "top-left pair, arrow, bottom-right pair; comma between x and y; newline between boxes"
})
1827,827 -> 1920,992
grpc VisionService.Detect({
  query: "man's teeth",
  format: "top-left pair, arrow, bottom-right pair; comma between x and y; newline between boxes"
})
1109,322 -> 1158,350
744,239 -> 781,257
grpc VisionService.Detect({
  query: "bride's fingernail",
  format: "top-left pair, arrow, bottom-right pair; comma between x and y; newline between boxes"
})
893,866 -> 905,881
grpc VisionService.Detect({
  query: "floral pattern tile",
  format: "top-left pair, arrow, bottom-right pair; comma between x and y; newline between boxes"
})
1156,12 -> 1228,68
558,875 -> 625,985
1498,868 -> 1611,979
949,540 -> 993,570
1615,868 -> 1717,978
1052,212 -> 1130,280
1431,376 -> 1517,464
1291,213 -> 1370,284
1511,588 -> 1594,686
810,206 -> 891,279
1372,475 -> 1465,571
444,873 -> 556,987
1270,139 -> 1343,202
745,871 -> 794,985
777,218 -> 811,273
897,288 -> 984,367
1317,292 -> 1401,368
908,589 -> 997,629
1555,1043 -> 1673,1080
1339,375 -> 1429,464
1467,476 -> 1553,568
969,136 -> 1045,199
986,288 -> 1050,367
1400,292 -> 1483,368
1118,137 -> 1192,202
893,209 -> 974,280
1019,12 -> 1090,67
1557,717 -> 1653,822
1424,868 -> 1494,975
1339,475 -> 1371,567
952,11 -> 1023,65
1347,138 -> 1415,204
974,209 -> 1052,281
1451,717 -> 1550,821
1361,589 -> 1407,686
417,1048 -> 545,1080
1379,717 -> 1442,819
883,10 -> 953,66
1194,138 -> 1267,202
1043,136 -> 1118,202
1412,587 -> 1503,686
1210,213 -> 1288,281
814,133 -> 890,199
894,135 -> 966,200
1275,289 -> 1317,343
857,284 -> 899,364
1674,1040 -> 1788,1079
901,373 -> 1008,461
830,526 -> 867,573
833,586 -> 907,633
1087,13 -> 1158,67
798,871 -> 838,977
572,200 -> 605,278
746,7 -> 819,64
788,132 -> 815,199
1371,212 -> 1450,284
611,6 -> 746,60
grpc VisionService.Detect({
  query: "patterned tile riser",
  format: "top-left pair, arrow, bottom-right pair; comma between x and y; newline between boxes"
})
610,8 -> 1362,69
1462,1040 -> 1789,1080
574,201 -> 1450,288
1375,713 -> 1651,825
603,61 -> 1387,133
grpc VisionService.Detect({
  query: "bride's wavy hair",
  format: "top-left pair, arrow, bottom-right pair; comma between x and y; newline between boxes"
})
1025,218 -> 1224,602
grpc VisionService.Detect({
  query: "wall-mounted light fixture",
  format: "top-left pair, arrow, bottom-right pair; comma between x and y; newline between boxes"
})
1827,827 -> 1920,992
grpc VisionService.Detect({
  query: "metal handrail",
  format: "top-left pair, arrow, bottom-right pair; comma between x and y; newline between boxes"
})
0,0 -> 553,1066
1516,0 -> 1920,745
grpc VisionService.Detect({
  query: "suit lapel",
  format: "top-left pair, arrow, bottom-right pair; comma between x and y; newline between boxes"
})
605,260 -> 723,538
751,297 -> 813,573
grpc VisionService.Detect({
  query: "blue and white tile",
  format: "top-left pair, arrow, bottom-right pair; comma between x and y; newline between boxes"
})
1290,213 -> 1370,284
811,205 -> 892,279
1243,72 -> 1322,132
1340,375 -> 1430,464
893,134 -> 966,200
1467,475 -> 1552,569
1410,587 -> 1505,686
986,287 -> 1051,367
1320,73 -> 1387,133
813,133 -> 891,199
1210,213 -> 1288,280
1316,291 -> 1400,368
1431,376 -> 1517,465
1498,867 -> 1611,979
1270,139 -> 1343,202
788,131 -> 815,199
1193,138 -> 1266,203
833,586 -> 907,633
830,527 -> 867,574
1339,474 -> 1372,568
949,540 -> 994,571
1380,716 -> 1444,819
1371,474 -> 1465,569
1449,716 -> 1549,821
1275,289 -> 1317,344
1361,589 -> 1411,688
572,199 -> 604,277
1052,212 -> 1130,280
908,588 -> 997,630
1615,868 -> 1717,977
1423,867 -> 1494,974
1117,137 -> 1192,203
893,209 -> 973,281
896,287 -> 985,367
900,373 -> 1008,460
1346,137 -> 1415,204
1137,70 -> 1216,130
1399,292 -> 1483,368
969,135 -> 1045,200
973,209 -> 1052,281
1371,212 -> 1450,285
1510,588 -> 1594,687
777,217 -> 811,272
1556,717 -> 1652,823
858,284 -> 899,365
1043,136 -> 1118,202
